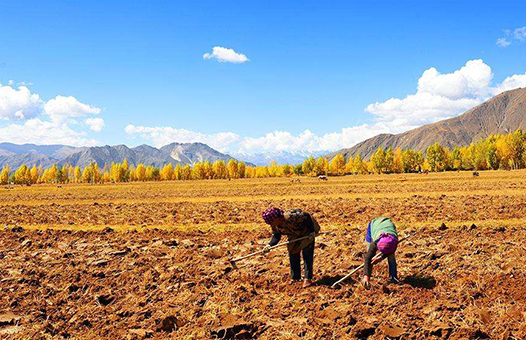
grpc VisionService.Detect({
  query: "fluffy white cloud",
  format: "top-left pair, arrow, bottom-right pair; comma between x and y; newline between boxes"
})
417,60 -> 493,99
0,118 -> 99,146
203,46 -> 249,64
86,117 -> 105,131
125,125 -> 240,150
366,59 -> 514,131
126,123 -> 390,154
0,83 -> 43,120
127,59 -> 526,156
0,79 -> 103,145
495,71 -> 526,93
44,95 -> 101,121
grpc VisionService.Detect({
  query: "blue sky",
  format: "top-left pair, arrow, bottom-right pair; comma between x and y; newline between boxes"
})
1,1 -> 525,156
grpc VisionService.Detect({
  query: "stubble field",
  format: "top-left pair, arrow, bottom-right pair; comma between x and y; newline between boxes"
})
1,171 -> 525,339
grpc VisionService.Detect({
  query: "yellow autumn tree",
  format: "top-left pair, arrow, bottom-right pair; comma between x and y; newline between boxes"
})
0,166 -> 9,185
354,155 -> 367,174
212,160 -> 227,179
135,164 -> 146,181
30,165 -> 39,184
14,165 -> 29,184
302,156 -> 315,176
74,166 -> 82,183
237,161 -> 246,178
160,163 -> 174,181
330,154 -> 346,175
227,159 -> 238,179
313,157 -> 328,176
392,148 -> 404,173
345,157 -> 354,174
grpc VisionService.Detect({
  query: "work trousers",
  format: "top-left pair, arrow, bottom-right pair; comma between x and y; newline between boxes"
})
288,241 -> 314,280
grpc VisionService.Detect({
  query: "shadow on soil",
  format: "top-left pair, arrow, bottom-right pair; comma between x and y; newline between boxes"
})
403,274 -> 437,289
314,275 -> 351,287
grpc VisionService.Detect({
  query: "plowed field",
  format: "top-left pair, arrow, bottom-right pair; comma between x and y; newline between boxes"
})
1,171 -> 525,339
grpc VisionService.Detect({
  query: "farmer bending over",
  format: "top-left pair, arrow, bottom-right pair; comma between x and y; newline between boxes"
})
262,208 -> 320,288
362,217 -> 399,289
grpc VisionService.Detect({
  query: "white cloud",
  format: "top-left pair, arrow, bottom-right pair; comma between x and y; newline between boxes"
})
365,59 -> 510,132
514,27 -> 526,41
0,83 -> 43,120
0,79 -> 102,145
497,26 -> 526,47
125,125 -> 240,150
44,95 -> 101,121
417,60 -> 493,99
125,123 -> 390,154
0,118 -> 99,146
126,59 -> 526,156
203,46 -> 249,64
17,81 -> 33,86
495,71 -> 526,93
496,37 -> 511,48
86,117 -> 105,131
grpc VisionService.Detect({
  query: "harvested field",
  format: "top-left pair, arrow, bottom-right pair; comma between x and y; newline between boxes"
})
1,170 -> 526,339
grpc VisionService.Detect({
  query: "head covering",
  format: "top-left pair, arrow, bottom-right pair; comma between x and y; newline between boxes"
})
377,233 -> 398,255
262,207 -> 283,225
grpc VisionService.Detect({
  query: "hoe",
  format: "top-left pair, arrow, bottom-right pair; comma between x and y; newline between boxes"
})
331,234 -> 412,288
228,232 -> 322,269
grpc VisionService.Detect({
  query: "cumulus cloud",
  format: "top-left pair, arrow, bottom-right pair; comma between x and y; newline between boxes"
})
125,125 -> 240,150
0,83 -> 43,120
203,46 -> 249,63
126,59 -> 526,156
45,95 -> 101,121
0,79 -> 103,145
125,123 -> 391,154
497,26 -> 526,47
495,71 -> 526,93
86,117 -> 105,131
0,118 -> 99,146
366,59 -> 497,131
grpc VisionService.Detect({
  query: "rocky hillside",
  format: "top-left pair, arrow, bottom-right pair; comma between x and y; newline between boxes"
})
160,142 -> 235,165
0,142 -> 241,169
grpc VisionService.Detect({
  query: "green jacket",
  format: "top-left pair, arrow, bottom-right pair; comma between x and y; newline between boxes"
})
370,217 -> 398,242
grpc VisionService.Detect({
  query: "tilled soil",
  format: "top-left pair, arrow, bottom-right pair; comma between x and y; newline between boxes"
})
2,194 -> 526,227
1,224 -> 525,340
2,172 -> 526,229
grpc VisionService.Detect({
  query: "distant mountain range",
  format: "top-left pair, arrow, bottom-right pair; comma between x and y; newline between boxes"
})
5,88 -> 524,169
327,87 -> 526,160
0,142 -> 244,169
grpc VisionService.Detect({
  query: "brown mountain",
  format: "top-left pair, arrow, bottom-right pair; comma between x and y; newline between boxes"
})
328,87 -> 526,160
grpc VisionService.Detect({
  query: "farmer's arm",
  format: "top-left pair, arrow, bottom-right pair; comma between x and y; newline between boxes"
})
262,232 -> 281,253
269,232 -> 282,246
363,242 -> 377,277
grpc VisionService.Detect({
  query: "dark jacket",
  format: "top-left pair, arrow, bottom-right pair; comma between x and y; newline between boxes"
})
269,209 -> 320,254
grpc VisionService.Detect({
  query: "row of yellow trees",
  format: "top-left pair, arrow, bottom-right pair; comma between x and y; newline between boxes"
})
366,129 -> 526,173
1,130 -> 526,185
0,159 -> 248,185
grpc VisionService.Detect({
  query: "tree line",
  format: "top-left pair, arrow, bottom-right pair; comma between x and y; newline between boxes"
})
1,129 -> 526,185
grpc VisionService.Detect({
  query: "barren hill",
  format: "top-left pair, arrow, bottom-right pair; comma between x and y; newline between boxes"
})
328,87 -> 526,160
